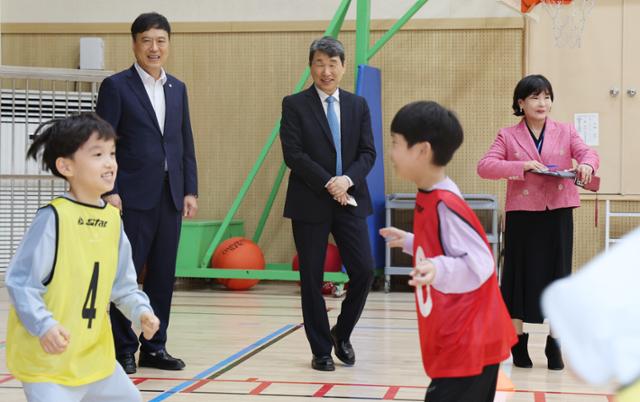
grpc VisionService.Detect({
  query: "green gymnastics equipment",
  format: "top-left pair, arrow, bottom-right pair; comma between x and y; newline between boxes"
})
175,0 -> 429,284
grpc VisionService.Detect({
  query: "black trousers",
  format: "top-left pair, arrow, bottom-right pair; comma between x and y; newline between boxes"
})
291,206 -> 374,357
502,208 -> 573,323
425,364 -> 500,402
110,179 -> 182,355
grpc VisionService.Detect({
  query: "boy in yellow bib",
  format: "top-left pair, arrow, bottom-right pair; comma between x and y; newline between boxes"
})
5,113 -> 160,402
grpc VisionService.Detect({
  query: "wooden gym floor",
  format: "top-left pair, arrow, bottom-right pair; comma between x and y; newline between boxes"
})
0,281 -> 615,401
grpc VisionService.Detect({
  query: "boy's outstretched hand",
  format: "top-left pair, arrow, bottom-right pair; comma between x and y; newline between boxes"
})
409,247 -> 436,287
40,324 -> 70,354
379,227 -> 408,248
141,312 -> 160,340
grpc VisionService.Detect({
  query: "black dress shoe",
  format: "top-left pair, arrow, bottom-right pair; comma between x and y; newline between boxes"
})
330,327 -> 355,365
117,353 -> 137,374
311,355 -> 335,371
139,349 -> 186,370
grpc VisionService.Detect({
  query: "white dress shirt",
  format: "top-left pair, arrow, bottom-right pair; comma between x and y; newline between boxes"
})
315,86 -> 353,190
315,86 -> 341,124
134,62 -> 167,134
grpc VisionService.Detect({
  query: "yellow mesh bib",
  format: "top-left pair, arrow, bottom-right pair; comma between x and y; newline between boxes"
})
7,198 -> 121,385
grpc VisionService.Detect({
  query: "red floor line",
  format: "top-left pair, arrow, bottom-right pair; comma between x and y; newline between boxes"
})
535,389 -> 615,398
128,376 -> 614,397
249,381 -> 272,395
534,391 -> 546,402
129,376 -> 425,389
312,384 -> 334,397
0,371 -> 613,397
383,386 -> 401,400
132,378 -> 147,385
180,379 -> 210,394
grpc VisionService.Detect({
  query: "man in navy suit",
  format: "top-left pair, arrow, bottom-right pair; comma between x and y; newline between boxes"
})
96,12 -> 198,374
280,37 -> 375,371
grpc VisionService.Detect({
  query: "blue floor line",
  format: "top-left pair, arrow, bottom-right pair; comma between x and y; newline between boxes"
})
148,323 -> 295,401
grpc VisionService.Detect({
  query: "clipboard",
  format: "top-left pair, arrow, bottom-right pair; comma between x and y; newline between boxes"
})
531,170 -> 600,192
530,169 -> 576,179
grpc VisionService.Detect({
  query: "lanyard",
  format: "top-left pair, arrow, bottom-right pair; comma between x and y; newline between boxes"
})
526,120 -> 545,153
535,132 -> 544,153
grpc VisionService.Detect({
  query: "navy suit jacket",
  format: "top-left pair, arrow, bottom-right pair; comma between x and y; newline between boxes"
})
96,65 -> 197,211
280,85 -> 375,222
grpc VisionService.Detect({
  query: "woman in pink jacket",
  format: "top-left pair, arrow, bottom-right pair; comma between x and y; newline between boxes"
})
477,75 -> 599,370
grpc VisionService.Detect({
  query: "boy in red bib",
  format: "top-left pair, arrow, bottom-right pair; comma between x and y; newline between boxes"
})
380,101 -> 516,402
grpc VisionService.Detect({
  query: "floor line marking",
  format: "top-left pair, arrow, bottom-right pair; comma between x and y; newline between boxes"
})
179,323 -> 303,394
312,383 -> 334,397
0,372 -> 615,398
383,386 -> 401,400
249,381 -> 272,395
148,324 -> 296,402
204,324 -> 303,380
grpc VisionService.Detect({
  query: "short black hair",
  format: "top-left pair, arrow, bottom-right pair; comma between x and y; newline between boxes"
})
27,113 -> 117,179
131,12 -> 171,40
308,36 -> 345,65
390,101 -> 464,166
512,74 -> 554,116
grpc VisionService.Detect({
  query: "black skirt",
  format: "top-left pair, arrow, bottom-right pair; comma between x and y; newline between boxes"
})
501,208 -> 573,324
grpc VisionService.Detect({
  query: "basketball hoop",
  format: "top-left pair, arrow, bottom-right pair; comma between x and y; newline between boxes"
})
526,0 -> 595,48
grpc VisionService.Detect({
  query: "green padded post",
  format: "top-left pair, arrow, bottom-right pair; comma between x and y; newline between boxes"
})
354,0 -> 371,82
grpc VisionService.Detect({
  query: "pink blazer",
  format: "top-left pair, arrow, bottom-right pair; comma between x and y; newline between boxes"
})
477,118 -> 600,212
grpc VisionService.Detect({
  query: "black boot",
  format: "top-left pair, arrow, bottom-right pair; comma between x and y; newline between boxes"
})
511,333 -> 533,368
545,335 -> 564,370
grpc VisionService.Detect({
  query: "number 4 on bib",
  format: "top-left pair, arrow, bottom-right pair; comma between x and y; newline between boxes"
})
82,262 -> 99,329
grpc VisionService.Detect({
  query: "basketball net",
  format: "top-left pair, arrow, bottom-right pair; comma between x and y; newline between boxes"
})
539,0 -> 595,48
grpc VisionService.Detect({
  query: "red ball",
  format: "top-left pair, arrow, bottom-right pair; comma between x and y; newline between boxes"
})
292,244 -> 342,291
321,282 -> 336,295
291,243 -> 342,272
324,243 -> 342,272
210,237 -> 265,290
